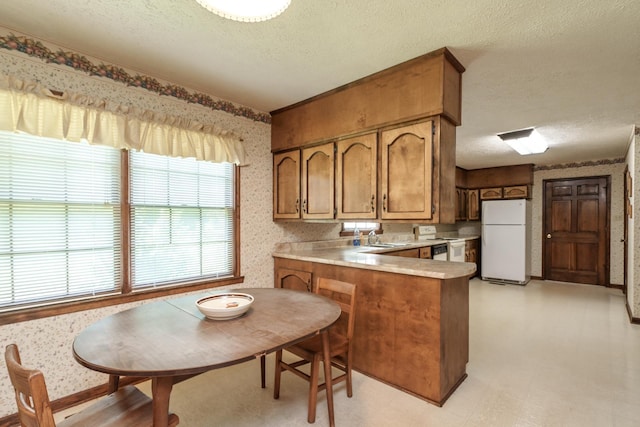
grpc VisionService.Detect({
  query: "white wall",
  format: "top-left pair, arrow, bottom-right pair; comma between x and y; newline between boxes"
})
629,128 -> 639,317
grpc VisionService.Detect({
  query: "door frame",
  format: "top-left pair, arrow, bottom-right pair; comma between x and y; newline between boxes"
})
542,175 -> 611,286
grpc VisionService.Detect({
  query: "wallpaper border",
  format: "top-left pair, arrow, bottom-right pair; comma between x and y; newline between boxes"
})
0,32 -> 271,125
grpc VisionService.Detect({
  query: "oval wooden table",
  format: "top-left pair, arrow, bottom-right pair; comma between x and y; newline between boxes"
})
73,288 -> 341,427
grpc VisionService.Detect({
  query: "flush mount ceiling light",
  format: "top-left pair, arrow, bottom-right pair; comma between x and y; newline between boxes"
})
498,128 -> 548,155
195,0 -> 291,22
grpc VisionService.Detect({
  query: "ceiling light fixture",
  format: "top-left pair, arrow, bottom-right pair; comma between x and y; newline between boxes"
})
498,128 -> 548,155
195,0 -> 291,22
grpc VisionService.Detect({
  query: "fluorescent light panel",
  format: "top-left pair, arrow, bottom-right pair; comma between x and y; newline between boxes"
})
498,128 -> 548,155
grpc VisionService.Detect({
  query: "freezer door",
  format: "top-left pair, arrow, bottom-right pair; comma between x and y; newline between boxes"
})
482,199 -> 526,225
481,224 -> 527,282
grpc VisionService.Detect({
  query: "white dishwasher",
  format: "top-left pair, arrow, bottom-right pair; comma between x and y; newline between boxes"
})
445,238 -> 466,262
431,243 -> 448,260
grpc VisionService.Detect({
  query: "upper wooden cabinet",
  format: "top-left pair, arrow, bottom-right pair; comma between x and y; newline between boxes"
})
480,187 -> 503,200
336,133 -> 377,219
379,118 -> 456,223
380,121 -> 433,220
467,189 -> 480,220
273,150 -> 301,219
271,48 -> 464,152
503,185 -> 529,199
301,143 -> 335,219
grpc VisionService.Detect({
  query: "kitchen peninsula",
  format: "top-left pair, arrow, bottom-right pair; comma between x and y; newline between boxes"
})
273,240 -> 476,406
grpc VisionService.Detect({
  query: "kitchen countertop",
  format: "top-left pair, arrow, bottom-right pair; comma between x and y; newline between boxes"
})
273,236 -> 478,280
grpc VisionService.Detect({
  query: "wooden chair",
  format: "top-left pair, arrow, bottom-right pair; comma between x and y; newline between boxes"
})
4,343 -> 179,427
273,278 -> 357,424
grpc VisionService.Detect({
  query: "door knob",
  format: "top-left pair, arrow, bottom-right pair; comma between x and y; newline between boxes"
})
546,233 -> 551,239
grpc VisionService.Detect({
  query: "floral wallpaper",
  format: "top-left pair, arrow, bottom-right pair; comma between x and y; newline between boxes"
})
0,32 -> 271,124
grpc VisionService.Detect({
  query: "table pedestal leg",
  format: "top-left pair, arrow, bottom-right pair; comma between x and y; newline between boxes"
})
321,330 -> 335,427
151,376 -> 174,427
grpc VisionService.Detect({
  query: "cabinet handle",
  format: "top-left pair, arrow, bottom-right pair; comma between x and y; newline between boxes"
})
371,195 -> 375,212
295,199 -> 299,213
302,199 -> 307,214
383,194 -> 387,212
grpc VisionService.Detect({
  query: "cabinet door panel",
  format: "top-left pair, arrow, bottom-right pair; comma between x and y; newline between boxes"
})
275,268 -> 312,292
336,133 -> 377,219
381,121 -> 433,220
302,143 -> 334,219
273,151 -> 301,219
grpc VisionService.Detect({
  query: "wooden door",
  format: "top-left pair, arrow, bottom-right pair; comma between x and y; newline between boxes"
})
543,177 -> 609,285
380,121 -> 433,220
273,150 -> 301,219
336,133 -> 377,219
301,143 -> 335,219
623,167 -> 630,294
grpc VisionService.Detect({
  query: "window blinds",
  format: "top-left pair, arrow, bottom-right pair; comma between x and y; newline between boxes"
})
0,131 -> 121,308
129,151 -> 235,287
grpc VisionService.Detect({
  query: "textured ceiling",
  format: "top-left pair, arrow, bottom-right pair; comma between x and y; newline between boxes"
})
0,0 -> 638,169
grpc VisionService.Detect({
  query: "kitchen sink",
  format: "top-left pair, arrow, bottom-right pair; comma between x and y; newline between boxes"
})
368,242 -> 410,248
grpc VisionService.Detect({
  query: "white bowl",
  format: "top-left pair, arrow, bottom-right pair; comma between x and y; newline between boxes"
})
196,292 -> 254,320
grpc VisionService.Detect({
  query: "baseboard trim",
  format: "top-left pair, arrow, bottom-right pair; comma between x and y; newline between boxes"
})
0,376 -> 147,427
609,284 -> 624,291
626,300 -> 640,324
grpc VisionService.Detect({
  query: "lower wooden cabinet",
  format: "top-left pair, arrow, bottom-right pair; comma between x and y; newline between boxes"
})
465,238 -> 480,277
275,267 -> 312,292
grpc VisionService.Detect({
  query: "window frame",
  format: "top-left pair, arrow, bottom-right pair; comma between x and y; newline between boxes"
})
339,222 -> 383,237
0,148 -> 243,326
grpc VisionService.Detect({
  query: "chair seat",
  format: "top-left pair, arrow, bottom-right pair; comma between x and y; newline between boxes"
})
287,333 -> 349,360
57,385 -> 179,427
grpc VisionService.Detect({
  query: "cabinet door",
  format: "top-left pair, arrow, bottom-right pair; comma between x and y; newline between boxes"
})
480,187 -> 502,200
336,133 -> 377,219
467,189 -> 480,221
503,185 -> 529,199
273,151 -> 301,219
455,187 -> 468,221
275,268 -> 312,292
301,143 -> 335,219
419,246 -> 432,259
380,121 -> 434,220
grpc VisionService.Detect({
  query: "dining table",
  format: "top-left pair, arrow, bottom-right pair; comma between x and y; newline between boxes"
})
72,287 -> 342,427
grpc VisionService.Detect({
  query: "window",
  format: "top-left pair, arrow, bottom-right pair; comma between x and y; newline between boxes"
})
340,222 -> 382,236
129,151 -> 235,288
0,131 -> 237,312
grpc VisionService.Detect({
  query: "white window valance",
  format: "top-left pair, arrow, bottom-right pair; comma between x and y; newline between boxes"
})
0,74 -> 247,165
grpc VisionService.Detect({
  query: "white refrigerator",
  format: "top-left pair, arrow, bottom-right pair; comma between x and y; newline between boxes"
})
481,199 -> 531,285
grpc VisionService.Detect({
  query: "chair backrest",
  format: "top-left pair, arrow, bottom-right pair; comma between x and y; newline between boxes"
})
314,278 -> 356,340
5,343 -> 57,427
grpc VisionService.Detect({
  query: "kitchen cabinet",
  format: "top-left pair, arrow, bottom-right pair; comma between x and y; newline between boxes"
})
381,120 -> 441,221
479,187 -> 503,200
273,255 -> 469,406
503,185 -> 529,199
467,189 -> 480,220
275,267 -> 313,292
336,133 -> 378,219
271,48 -> 464,152
301,142 -> 335,219
419,246 -> 432,259
455,187 -> 467,221
273,150 -> 301,219
465,238 -> 479,277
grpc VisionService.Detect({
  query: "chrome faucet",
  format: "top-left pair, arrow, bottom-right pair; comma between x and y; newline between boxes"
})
368,230 -> 379,245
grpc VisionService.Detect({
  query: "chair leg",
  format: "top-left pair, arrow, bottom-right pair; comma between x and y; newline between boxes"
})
346,353 -> 353,398
273,350 -> 283,399
307,353 -> 321,423
260,354 -> 266,389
